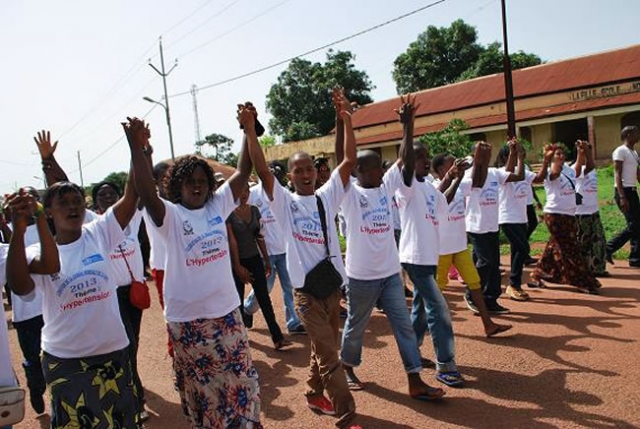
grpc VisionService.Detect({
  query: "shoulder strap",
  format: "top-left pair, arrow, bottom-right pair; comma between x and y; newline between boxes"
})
560,171 -> 576,191
117,245 -> 136,283
315,195 -> 331,257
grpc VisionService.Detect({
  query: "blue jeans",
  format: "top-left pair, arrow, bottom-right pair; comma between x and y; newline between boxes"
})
340,273 -> 422,373
402,263 -> 457,373
244,253 -> 302,331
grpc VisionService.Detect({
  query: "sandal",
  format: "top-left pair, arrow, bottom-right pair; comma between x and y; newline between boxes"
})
411,386 -> 446,401
345,372 -> 365,391
435,371 -> 464,388
274,339 -> 293,350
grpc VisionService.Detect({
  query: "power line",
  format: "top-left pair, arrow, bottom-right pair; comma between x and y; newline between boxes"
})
161,0 -> 217,37
169,0 -> 447,98
176,0 -> 292,60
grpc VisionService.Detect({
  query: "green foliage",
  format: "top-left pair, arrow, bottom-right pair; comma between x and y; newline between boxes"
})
393,20 -> 542,93
196,133 -> 238,167
259,135 -> 277,148
418,119 -> 474,158
266,50 -> 374,142
102,171 -> 128,192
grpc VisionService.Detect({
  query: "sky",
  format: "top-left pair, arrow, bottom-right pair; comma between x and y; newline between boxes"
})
1,0 -> 639,193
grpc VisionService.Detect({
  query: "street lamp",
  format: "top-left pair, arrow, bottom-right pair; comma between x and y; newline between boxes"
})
143,96 -> 175,161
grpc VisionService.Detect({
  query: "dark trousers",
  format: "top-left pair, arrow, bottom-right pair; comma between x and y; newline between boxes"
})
233,254 -> 284,344
501,223 -> 530,288
116,285 -> 145,408
526,204 -> 538,238
606,188 -> 640,265
13,315 -> 46,397
468,231 -> 502,305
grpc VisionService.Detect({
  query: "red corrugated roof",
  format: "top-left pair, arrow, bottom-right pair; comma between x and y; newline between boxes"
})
352,44 -> 640,130
355,91 -> 640,146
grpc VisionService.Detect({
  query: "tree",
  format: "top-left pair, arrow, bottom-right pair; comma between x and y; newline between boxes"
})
392,20 -> 542,93
259,135 -> 277,148
266,50 -> 374,142
196,133 -> 238,167
458,42 -> 542,81
102,171 -> 128,192
419,119 -> 474,159
393,20 -> 483,93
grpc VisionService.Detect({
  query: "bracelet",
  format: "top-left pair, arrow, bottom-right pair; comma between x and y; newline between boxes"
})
35,202 -> 45,218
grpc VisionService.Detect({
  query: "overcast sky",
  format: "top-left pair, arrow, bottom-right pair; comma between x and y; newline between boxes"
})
1,0 -> 639,193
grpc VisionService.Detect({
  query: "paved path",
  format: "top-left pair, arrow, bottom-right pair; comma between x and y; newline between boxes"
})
7,259 -> 640,428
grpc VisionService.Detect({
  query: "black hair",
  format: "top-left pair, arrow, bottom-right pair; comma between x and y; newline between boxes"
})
165,155 -> 216,204
43,182 -> 85,209
91,181 -> 121,206
313,157 -> 330,170
621,126 -> 638,141
431,154 -> 452,173
287,151 -> 312,170
494,145 -> 510,168
153,162 -> 171,180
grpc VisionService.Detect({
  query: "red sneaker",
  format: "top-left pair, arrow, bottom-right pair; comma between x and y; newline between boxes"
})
346,425 -> 363,429
306,395 -> 336,415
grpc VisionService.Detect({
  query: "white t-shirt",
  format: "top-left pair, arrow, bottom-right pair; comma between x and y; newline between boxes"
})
391,196 -> 401,231
433,179 -> 471,255
152,183 -> 239,323
525,165 -> 535,205
31,208 -> 129,358
108,210 -> 144,286
145,208 -> 166,271
396,175 -> 448,266
576,166 -> 599,215
612,144 -> 639,188
465,168 -> 510,233
269,169 -> 349,288
499,169 -> 536,225
544,164 -> 577,216
0,244 -> 17,387
249,185 -> 287,256
340,167 -> 401,280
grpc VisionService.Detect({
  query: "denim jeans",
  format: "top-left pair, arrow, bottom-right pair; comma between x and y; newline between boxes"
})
402,264 -> 457,373
244,253 -> 302,331
468,231 -> 502,305
341,273 -> 422,373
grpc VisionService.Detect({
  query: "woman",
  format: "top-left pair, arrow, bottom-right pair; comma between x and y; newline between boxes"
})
530,143 -> 601,293
7,176 -> 140,428
227,183 -> 292,350
125,113 -> 263,428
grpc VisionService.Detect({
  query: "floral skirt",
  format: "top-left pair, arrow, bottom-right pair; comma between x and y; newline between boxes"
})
42,347 -> 139,429
576,212 -> 607,275
533,213 -> 601,291
168,309 -> 262,429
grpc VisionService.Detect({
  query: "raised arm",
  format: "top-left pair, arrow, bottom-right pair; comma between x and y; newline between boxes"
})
227,104 -> 255,200
471,143 -> 491,188
394,95 -> 420,186
337,107 -> 357,187
124,117 -> 165,226
0,211 -> 11,243
533,144 -> 555,184
241,104 -> 276,199
573,140 -> 586,177
438,158 -> 469,204
34,130 -> 69,186
111,164 -> 139,229
505,141 -> 526,183
333,87 -> 346,164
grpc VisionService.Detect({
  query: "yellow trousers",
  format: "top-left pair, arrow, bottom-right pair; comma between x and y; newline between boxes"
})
437,249 -> 481,291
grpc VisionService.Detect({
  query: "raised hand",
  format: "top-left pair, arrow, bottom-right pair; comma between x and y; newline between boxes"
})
449,157 -> 470,178
237,103 -> 256,132
332,87 -> 357,118
394,94 -> 420,125
543,144 -> 556,163
33,130 -> 58,160
6,190 -> 38,232
122,117 -> 150,151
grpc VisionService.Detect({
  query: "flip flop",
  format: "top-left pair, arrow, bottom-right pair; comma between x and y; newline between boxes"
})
435,371 -> 465,388
411,387 -> 446,401
347,379 -> 365,391
486,324 -> 513,338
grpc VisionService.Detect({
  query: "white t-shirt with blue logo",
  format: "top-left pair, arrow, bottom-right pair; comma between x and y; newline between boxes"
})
544,164 -> 577,216
576,166 -> 599,216
153,183 -> 239,322
434,179 -> 471,255
340,166 -> 402,280
499,168 -> 536,224
269,169 -> 349,289
32,208 -> 129,358
396,172 -> 448,266
250,185 -> 287,256
465,168 -> 510,234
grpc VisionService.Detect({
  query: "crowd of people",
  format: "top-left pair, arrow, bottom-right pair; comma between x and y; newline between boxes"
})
1,88 -> 638,429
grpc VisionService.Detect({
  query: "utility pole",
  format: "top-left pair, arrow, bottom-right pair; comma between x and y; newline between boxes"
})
191,84 -> 202,148
77,151 -> 84,187
501,0 -> 516,138
148,37 -> 178,161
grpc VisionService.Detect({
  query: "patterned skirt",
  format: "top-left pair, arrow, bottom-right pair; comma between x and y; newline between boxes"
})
42,347 -> 139,429
533,213 -> 601,291
576,212 -> 608,275
168,309 -> 262,429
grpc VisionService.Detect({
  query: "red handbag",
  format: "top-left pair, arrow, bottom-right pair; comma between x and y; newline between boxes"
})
118,245 -> 151,310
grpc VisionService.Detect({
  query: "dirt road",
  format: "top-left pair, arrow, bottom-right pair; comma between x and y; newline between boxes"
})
7,259 -> 640,428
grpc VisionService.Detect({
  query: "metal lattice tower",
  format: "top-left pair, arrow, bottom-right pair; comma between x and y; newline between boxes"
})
190,84 -> 202,145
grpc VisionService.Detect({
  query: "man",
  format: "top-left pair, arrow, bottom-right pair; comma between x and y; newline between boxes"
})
243,94 -> 362,429
606,126 -> 640,267
338,96 -> 445,397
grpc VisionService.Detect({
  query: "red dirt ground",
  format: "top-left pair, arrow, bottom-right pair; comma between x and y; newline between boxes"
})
7,258 -> 640,428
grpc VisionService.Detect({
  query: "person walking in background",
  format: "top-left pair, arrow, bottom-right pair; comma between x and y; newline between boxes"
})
606,126 -> 640,267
